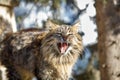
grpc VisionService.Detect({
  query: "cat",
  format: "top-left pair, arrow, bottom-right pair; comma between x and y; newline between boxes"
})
0,28 -> 48,80
0,21 -> 83,80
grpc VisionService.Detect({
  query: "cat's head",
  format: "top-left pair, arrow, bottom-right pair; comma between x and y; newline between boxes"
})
41,21 -> 83,63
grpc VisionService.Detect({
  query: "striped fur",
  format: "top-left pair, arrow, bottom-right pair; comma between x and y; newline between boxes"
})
0,21 -> 83,80
36,22 -> 83,80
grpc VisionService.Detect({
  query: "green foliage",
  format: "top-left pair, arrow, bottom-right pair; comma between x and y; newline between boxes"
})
25,0 -> 61,9
103,0 -> 108,5
52,0 -> 61,10
39,0 -> 49,5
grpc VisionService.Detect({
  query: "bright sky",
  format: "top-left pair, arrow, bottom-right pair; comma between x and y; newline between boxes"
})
76,0 -> 98,45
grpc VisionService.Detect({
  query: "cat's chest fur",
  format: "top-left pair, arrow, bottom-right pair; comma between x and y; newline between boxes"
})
37,56 -> 74,80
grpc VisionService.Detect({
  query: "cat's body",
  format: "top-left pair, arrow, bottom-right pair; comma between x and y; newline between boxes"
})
0,21 -> 83,80
0,29 -> 47,80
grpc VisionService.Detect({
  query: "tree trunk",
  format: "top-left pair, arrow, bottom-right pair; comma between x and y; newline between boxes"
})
0,0 -> 19,33
0,0 -> 19,41
95,0 -> 120,80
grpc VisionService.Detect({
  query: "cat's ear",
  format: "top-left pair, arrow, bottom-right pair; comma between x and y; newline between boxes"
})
45,20 -> 59,31
71,22 -> 80,32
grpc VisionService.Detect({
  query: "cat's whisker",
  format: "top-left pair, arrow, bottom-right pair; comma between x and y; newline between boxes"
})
68,52 -> 74,61
59,55 -> 63,64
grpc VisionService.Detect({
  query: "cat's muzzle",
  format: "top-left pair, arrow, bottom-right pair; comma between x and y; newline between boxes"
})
57,42 -> 70,54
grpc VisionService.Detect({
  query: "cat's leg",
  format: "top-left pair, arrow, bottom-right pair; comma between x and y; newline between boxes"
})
7,66 -> 21,80
0,64 -> 8,80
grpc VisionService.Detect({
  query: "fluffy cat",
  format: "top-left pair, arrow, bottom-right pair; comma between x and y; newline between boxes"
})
0,21 -> 83,80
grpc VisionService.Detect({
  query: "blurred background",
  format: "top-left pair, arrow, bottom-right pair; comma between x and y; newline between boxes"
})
1,0 -> 120,80
0,0 -> 99,80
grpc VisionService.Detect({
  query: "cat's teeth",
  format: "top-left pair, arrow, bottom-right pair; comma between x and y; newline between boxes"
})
60,47 -> 65,54
57,42 -> 69,54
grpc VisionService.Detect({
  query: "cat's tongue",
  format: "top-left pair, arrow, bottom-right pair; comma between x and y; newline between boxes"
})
58,42 -> 68,54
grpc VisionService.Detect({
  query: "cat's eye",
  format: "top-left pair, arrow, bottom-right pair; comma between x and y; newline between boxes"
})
68,33 -> 73,36
54,33 -> 62,37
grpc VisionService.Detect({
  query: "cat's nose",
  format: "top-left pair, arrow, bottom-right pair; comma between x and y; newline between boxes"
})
62,36 -> 67,41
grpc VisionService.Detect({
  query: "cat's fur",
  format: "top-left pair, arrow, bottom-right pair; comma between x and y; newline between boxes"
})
0,21 -> 83,80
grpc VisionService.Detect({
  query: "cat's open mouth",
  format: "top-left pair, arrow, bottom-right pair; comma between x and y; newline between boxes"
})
57,42 -> 70,54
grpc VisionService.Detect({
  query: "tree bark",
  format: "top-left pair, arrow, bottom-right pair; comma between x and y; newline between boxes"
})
95,0 -> 120,80
0,0 -> 19,33
0,0 -> 19,42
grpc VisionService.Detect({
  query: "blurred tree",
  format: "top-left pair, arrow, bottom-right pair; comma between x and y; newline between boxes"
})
15,0 -> 84,30
0,0 -> 19,41
96,0 -> 120,80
